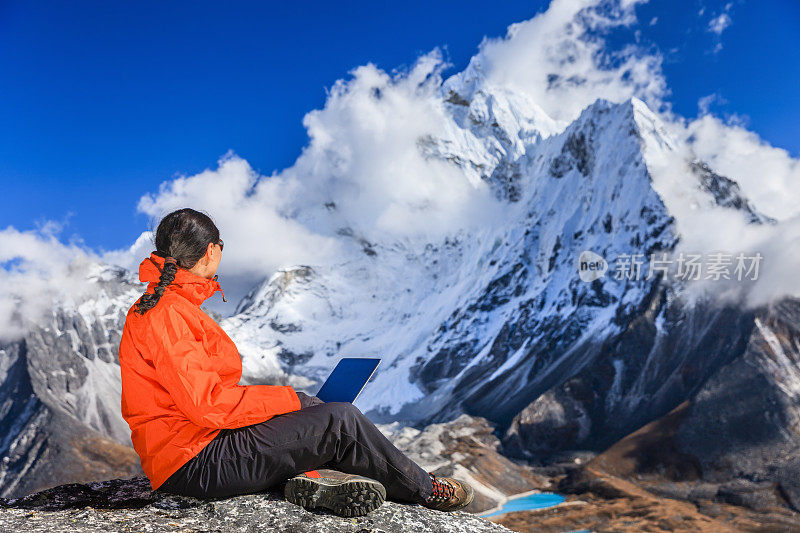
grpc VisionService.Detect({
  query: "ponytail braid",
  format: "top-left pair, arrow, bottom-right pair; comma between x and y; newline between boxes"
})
133,256 -> 179,315
133,208 -> 221,315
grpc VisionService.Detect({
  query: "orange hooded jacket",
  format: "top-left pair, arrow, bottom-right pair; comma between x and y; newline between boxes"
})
118,252 -> 301,490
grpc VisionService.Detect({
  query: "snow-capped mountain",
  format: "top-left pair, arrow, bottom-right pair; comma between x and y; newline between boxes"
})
0,265 -> 144,497
223,75 -> 766,435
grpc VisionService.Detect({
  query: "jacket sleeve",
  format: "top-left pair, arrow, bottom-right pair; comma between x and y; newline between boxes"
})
148,308 -> 301,429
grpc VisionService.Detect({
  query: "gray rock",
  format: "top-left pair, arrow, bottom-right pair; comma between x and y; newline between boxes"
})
674,297 -> 800,512
504,287 -> 757,457
0,264 -> 146,498
0,476 -> 510,533
379,414 -> 548,513
550,297 -> 800,515
690,159 -> 776,225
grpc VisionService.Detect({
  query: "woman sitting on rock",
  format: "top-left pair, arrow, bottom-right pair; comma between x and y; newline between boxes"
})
118,208 -> 474,517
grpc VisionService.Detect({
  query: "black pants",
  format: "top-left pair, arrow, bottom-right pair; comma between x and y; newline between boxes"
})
156,401 -> 433,503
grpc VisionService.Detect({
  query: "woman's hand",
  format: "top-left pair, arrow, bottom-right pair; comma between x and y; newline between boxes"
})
296,391 -> 325,409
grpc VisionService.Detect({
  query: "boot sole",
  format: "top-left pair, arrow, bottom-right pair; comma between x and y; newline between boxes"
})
284,477 -> 386,517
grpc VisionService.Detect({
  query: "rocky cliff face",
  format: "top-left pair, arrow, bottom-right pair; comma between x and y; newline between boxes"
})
673,297 -> 800,510
559,296 -> 800,516
378,414 -> 548,513
0,265 -> 144,498
0,475 -> 510,533
502,286 -> 757,456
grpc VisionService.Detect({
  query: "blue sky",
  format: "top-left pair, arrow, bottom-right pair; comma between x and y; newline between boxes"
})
2,0 -> 798,252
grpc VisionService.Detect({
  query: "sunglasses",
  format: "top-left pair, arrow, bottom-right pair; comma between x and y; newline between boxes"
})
217,238 -> 224,251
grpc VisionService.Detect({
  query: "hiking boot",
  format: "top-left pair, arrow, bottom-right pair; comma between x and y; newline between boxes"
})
421,473 -> 474,512
284,469 -> 386,517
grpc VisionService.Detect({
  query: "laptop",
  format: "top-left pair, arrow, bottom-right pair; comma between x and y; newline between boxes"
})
315,357 -> 381,403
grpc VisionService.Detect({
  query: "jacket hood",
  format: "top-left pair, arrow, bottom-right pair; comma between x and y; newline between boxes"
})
138,252 -> 227,306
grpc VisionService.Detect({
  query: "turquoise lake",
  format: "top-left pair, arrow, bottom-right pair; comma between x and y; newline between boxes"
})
481,492 -> 566,518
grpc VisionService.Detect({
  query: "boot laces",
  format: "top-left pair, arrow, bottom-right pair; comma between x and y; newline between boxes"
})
427,473 -> 455,502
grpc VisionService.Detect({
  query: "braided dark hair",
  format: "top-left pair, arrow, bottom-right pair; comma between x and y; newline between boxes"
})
134,208 -> 221,315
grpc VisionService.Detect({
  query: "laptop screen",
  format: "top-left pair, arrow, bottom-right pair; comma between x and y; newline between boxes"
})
315,358 -> 381,403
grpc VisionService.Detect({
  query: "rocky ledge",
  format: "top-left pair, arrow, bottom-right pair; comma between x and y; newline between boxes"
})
0,475 -> 510,533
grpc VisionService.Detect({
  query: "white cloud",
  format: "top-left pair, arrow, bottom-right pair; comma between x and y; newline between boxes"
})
708,13 -> 731,35
640,134 -> 800,309
697,93 -> 727,115
704,3 -> 734,53
460,0 -> 667,123
131,152 -> 344,278
652,99 -> 800,307
0,226 -> 101,340
649,16 -> 658,25
683,114 -> 800,221
101,51 -> 508,311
